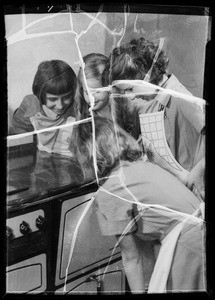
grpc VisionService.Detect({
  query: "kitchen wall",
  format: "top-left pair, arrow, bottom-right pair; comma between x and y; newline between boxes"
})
5,5 -> 210,132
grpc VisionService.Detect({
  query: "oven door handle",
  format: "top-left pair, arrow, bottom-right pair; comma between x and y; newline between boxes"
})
85,274 -> 103,294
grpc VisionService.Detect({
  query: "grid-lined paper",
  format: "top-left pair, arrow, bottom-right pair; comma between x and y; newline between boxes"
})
139,111 -> 183,171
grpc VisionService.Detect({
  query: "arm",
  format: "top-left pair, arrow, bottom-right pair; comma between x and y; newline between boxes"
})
116,233 -> 145,293
187,157 -> 205,201
11,109 -> 34,133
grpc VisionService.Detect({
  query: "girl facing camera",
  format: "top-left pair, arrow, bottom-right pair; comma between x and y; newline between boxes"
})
11,59 -> 77,156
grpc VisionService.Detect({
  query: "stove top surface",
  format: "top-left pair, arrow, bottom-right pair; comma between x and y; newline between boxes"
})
7,145 -> 96,209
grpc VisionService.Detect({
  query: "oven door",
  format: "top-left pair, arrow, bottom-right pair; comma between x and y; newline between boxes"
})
55,192 -> 123,288
6,254 -> 47,293
55,260 -> 125,294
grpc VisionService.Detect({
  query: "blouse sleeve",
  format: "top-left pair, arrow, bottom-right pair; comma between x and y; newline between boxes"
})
178,96 -> 205,134
11,95 -> 41,133
95,189 -> 137,236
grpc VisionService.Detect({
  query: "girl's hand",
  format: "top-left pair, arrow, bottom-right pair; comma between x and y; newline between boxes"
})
142,138 -> 163,166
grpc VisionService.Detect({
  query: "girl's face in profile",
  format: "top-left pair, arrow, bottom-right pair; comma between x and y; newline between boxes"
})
45,91 -> 73,115
112,81 -> 158,101
83,77 -> 109,112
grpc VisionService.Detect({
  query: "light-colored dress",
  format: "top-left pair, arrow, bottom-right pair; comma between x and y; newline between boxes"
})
95,160 -> 205,291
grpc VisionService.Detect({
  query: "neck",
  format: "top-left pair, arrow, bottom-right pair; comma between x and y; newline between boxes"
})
97,104 -> 111,118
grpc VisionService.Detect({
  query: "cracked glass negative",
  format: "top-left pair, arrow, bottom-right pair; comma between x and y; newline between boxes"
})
5,4 -> 209,294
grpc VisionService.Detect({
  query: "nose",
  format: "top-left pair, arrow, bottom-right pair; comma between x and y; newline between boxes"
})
55,99 -> 63,109
125,91 -> 135,101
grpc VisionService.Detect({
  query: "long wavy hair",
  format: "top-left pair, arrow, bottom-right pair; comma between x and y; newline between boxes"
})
74,53 -> 108,120
74,52 -> 141,140
102,37 -> 169,86
32,60 -> 77,105
70,116 -> 142,180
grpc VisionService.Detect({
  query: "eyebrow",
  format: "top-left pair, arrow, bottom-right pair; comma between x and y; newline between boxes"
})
46,96 -> 58,99
46,91 -> 73,98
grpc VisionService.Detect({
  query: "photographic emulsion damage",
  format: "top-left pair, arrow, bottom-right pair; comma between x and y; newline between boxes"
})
4,3 -> 211,295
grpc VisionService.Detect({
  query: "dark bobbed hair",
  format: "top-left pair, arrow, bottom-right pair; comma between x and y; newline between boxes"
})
32,60 -> 77,105
102,37 -> 169,86
70,116 -> 142,180
75,53 -> 108,120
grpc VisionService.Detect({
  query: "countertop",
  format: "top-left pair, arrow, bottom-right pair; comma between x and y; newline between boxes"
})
6,144 -> 97,211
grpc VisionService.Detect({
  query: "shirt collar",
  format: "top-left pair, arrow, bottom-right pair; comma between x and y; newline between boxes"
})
153,74 -> 177,107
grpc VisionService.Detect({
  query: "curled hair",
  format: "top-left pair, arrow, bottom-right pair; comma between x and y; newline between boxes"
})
74,53 -> 140,140
75,53 -> 107,120
102,37 -> 169,86
32,60 -> 77,105
70,116 -> 142,180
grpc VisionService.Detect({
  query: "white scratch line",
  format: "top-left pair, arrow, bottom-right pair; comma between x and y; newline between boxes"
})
21,6 -> 26,29
7,117 -> 92,140
91,113 -> 99,184
78,9 -> 123,37
112,79 -> 206,107
48,6 -> 53,12
144,37 -> 165,81
62,10 -> 101,292
7,12 -> 72,45
116,4 -> 128,47
134,14 -> 139,33
99,185 -> 204,226
63,192 -> 98,293
100,188 -> 204,281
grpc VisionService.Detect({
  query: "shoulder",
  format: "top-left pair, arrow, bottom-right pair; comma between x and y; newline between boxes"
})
166,74 -> 192,96
21,94 -> 40,108
123,160 -> 156,179
163,74 -> 193,109
19,94 -> 41,117
167,93 -> 205,133
165,77 -> 204,115
170,93 -> 204,117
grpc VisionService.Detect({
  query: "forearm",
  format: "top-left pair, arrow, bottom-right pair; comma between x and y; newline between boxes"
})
121,251 -> 145,293
116,233 -> 145,293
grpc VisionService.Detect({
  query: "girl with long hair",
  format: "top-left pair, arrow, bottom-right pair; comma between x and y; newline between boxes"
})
70,115 -> 205,293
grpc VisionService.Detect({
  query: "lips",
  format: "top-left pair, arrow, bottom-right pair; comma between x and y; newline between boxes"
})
53,109 -> 66,116
92,101 -> 100,106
